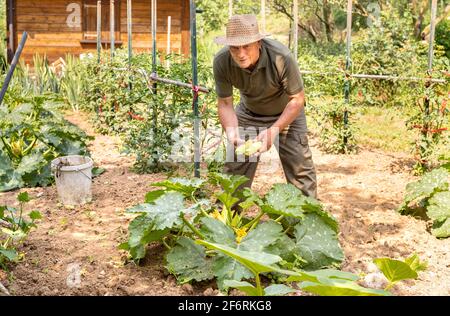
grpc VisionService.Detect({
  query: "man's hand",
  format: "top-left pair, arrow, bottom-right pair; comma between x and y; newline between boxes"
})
226,127 -> 245,146
255,127 -> 279,156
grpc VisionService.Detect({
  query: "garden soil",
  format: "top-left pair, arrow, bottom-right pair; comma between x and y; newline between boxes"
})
1,111 -> 449,296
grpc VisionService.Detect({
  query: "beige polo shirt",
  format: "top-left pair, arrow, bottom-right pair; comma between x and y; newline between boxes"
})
213,38 -> 305,117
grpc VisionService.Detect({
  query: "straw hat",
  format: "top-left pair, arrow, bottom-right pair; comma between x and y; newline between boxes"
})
214,14 -> 270,46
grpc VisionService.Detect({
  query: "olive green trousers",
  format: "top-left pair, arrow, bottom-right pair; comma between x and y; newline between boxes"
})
224,105 -> 317,199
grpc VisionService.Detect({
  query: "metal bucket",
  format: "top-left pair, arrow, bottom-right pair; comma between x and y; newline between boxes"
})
51,155 -> 93,206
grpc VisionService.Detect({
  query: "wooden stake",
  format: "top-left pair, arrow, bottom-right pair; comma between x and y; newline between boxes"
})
97,1 -> 101,64
110,0 -> 115,58
428,0 -> 438,72
293,0 -> 298,61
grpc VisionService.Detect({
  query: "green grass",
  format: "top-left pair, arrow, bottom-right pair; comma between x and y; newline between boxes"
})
306,103 -> 416,153
353,106 -> 416,153
307,102 -> 449,159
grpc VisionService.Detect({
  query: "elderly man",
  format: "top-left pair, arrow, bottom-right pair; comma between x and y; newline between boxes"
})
213,14 -> 317,198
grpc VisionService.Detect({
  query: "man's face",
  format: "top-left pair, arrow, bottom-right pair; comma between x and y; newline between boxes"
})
229,41 -> 261,70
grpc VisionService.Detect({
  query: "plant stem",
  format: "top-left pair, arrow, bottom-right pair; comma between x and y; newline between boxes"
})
242,211 -> 264,230
177,224 -> 185,237
275,215 -> 284,223
181,216 -> 205,239
161,237 -> 171,250
18,202 -> 24,229
384,282 -> 395,291
0,137 -> 18,160
255,273 -> 264,296
22,137 -> 38,156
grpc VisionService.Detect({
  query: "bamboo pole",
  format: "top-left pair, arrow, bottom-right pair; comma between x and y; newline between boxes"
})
345,0 -> 352,72
298,71 -> 446,83
261,0 -> 266,33
127,0 -> 132,68
149,73 -> 209,93
110,0 -> 115,58
151,0 -> 157,75
167,15 -> 171,67
190,0 -> 201,178
8,0 -> 15,62
428,0 -> 438,72
343,0 -> 353,146
97,1 -> 101,64
293,0 -> 298,61
0,32 -> 27,105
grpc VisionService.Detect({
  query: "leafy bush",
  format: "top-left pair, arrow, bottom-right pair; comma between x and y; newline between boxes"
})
406,83 -> 449,173
74,48 -> 216,173
308,98 -> 358,154
435,19 -> 450,58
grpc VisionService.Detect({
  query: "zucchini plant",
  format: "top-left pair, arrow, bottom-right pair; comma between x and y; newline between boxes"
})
398,162 -> 450,238
0,92 -> 92,192
0,192 -> 42,270
120,173 -> 393,296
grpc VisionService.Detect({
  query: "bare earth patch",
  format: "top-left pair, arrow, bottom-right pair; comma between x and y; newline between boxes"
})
1,111 -> 449,296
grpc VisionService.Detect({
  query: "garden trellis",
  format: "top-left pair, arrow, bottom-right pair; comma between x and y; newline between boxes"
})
228,0 -> 447,147
94,0 -> 210,178
99,0 -> 445,175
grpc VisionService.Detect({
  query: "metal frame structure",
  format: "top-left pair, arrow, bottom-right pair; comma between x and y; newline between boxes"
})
0,32 -> 27,105
289,0 -> 444,146
92,0 -> 444,174
95,0 -> 209,178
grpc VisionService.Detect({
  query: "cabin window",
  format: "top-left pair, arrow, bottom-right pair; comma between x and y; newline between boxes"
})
83,0 -> 121,41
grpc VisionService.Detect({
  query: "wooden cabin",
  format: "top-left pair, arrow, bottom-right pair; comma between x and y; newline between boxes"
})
6,0 -> 191,64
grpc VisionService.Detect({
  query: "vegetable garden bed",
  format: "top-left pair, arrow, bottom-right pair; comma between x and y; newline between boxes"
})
1,111 -> 449,296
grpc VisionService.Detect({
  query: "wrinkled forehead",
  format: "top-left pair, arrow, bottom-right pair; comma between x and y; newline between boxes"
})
228,41 -> 261,49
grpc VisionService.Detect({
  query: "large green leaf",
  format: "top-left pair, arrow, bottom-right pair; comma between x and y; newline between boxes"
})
302,199 -> 339,233
241,221 -> 285,252
263,284 -> 297,296
431,219 -> 450,238
404,253 -> 428,272
427,191 -> 450,223
126,192 -> 186,230
152,177 -> 205,196
6,103 -> 33,125
294,213 -> 344,270
265,234 -> 297,262
286,268 -> 359,283
122,214 -> 170,260
208,173 -> 248,195
196,240 -> 282,275
0,172 -> 23,192
201,220 -> 285,288
166,237 -> 214,283
223,280 -> 259,296
239,188 -> 264,210
0,247 -> 19,262
405,168 -> 449,204
299,278 -> 390,296
373,258 -> 418,284
216,192 -> 240,211
144,190 -> 166,203
261,183 -> 306,219
213,254 -> 254,290
199,217 -> 236,245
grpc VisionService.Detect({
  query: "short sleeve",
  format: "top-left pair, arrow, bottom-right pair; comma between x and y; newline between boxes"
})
213,57 -> 233,98
280,53 -> 304,96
